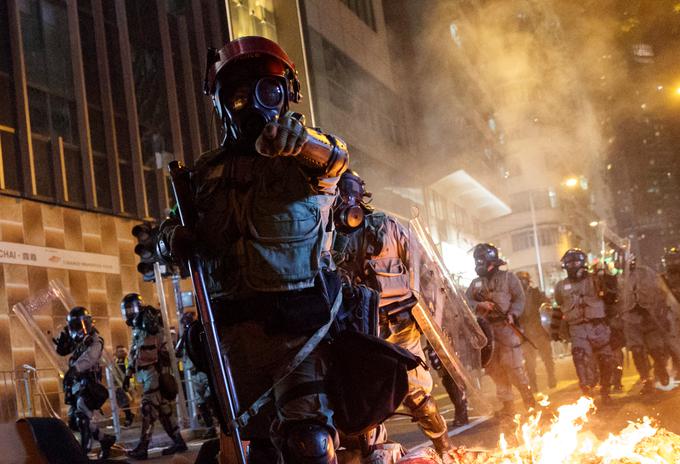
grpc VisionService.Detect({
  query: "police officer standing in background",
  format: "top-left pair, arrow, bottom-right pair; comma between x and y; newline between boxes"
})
114,345 -> 135,427
333,170 -> 455,459
551,249 -> 614,403
621,256 -> 671,393
54,307 -> 115,458
122,293 -> 187,459
516,271 -> 556,392
466,244 -> 534,418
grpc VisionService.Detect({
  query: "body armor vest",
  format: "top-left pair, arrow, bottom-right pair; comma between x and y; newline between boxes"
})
191,150 -> 336,297
353,212 -> 411,307
469,270 -> 513,315
623,265 -> 661,311
131,308 -> 164,368
557,275 -> 605,324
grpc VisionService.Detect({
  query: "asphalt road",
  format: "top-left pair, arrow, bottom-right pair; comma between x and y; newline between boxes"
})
386,353 -> 680,454
111,350 -> 680,462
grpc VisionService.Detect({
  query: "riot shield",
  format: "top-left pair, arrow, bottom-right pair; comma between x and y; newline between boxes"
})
408,217 -> 492,415
12,280 -> 75,374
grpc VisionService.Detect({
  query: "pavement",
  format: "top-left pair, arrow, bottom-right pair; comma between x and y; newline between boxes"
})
97,350 -> 680,462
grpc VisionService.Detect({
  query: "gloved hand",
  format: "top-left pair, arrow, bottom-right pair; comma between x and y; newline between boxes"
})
476,301 -> 495,317
255,111 -> 307,157
123,375 -> 131,391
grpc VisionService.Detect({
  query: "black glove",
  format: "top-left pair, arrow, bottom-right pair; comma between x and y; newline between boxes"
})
122,375 -> 131,391
53,327 -> 75,356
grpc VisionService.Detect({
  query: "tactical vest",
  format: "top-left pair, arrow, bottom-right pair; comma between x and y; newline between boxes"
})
469,270 -> 513,315
70,333 -> 103,377
358,212 -> 412,307
131,310 -> 164,368
623,265 -> 661,311
557,275 -> 605,324
192,151 -> 335,296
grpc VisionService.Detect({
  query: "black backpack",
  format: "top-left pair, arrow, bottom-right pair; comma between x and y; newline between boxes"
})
326,329 -> 421,435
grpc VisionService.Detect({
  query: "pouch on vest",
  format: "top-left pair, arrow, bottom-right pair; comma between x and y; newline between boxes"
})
583,296 -> 606,320
332,283 -> 380,337
82,381 -> 109,410
326,330 -> 421,435
244,197 -> 323,291
365,256 -> 410,299
137,335 -> 160,365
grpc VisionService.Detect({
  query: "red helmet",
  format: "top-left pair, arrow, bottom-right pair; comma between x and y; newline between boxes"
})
204,36 -> 301,103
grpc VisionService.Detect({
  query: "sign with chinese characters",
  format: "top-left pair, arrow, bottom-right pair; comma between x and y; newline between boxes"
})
0,241 -> 120,274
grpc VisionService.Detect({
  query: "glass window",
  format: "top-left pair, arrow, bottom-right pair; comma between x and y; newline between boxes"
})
92,152 -> 112,209
32,136 -> 54,197
63,145 -> 84,204
0,130 -> 21,191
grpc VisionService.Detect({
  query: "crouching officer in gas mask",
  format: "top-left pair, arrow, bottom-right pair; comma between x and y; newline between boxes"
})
333,170 -> 455,459
466,244 -> 535,417
122,293 -> 187,459
551,249 -> 615,403
53,307 -> 115,458
157,36 -> 348,463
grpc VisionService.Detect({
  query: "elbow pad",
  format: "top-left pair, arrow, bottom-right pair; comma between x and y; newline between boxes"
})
298,128 -> 349,178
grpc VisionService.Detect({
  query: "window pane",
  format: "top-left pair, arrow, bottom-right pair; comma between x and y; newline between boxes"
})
64,146 -> 84,204
79,12 -> 101,107
0,75 -> 16,128
20,0 -> 48,88
27,87 -> 49,134
50,96 -> 77,143
92,152 -> 112,209
144,168 -> 160,220
32,136 -> 54,197
89,109 -> 106,153
1,130 -> 21,191
118,162 -> 136,215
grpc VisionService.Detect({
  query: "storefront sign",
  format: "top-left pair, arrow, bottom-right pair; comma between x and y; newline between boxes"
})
0,241 -> 120,274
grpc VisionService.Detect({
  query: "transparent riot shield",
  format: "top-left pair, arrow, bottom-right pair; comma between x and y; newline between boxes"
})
408,216 -> 492,415
12,280 -> 75,374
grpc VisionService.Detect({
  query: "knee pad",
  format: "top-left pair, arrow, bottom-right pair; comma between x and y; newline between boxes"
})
141,399 -> 154,417
74,411 -> 89,430
281,422 -> 337,464
405,394 -> 447,437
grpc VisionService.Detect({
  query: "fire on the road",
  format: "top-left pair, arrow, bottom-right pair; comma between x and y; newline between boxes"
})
480,396 -> 680,464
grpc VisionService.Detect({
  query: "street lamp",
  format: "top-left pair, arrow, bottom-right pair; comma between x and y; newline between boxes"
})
564,177 -> 579,188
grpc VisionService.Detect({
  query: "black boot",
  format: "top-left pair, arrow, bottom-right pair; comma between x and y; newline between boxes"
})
161,430 -> 188,456
127,440 -> 149,460
98,433 -> 116,459
651,349 -> 670,386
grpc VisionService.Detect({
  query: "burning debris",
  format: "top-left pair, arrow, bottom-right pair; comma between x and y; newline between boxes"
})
400,397 -> 680,464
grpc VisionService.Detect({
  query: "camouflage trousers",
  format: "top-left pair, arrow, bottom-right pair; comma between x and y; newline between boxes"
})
135,365 -> 179,444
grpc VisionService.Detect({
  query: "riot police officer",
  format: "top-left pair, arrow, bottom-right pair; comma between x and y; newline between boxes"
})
551,249 -> 614,403
333,171 -> 455,458
621,256 -> 671,393
122,293 -> 187,459
516,271 -> 556,391
466,244 -> 534,417
114,345 -> 135,427
158,36 -> 348,463
53,307 -> 115,457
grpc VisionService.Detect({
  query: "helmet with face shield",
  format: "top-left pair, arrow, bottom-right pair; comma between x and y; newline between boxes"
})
67,306 -> 93,342
204,36 -> 301,148
561,248 -> 588,280
121,293 -> 144,327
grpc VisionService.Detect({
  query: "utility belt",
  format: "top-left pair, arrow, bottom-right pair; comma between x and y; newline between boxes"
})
379,295 -> 418,324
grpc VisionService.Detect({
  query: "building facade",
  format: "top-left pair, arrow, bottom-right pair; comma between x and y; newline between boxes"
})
0,0 -> 229,421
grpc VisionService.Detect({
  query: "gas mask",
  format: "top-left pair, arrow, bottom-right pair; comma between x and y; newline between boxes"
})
214,75 -> 287,148
474,257 -> 496,277
334,172 -> 370,233
564,259 -> 586,280
472,243 -> 503,277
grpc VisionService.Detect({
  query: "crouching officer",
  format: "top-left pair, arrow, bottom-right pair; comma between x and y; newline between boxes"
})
466,244 -> 535,417
54,307 -> 115,457
333,171 -> 455,458
122,293 -> 187,459
551,249 -> 614,403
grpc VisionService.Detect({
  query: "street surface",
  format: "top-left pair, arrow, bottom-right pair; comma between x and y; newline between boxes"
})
106,351 -> 680,462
